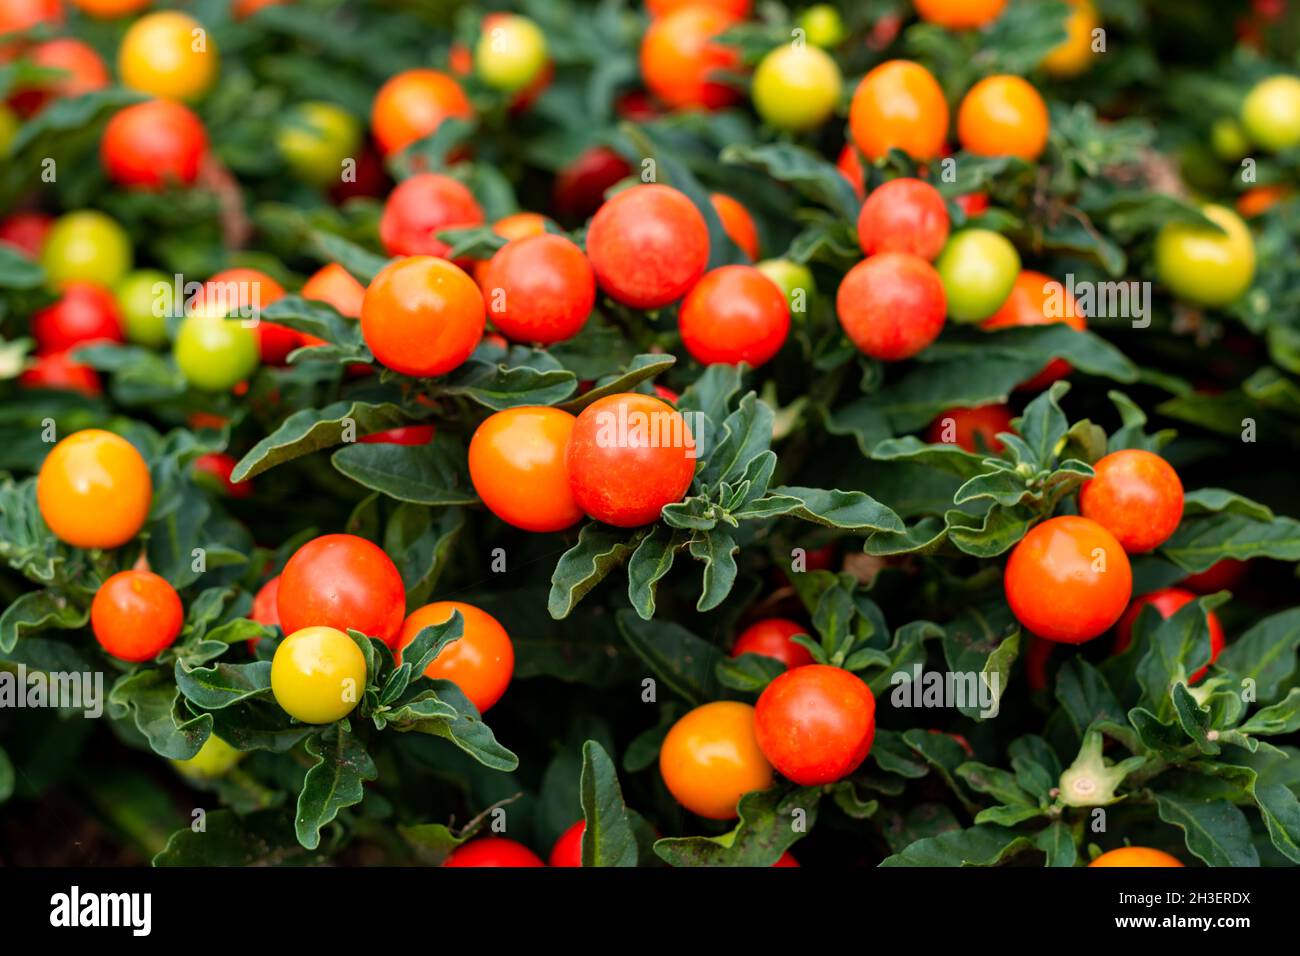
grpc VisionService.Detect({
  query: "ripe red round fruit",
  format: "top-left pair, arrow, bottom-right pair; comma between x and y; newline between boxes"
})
1114,587 -> 1225,683
397,601 -> 514,713
551,146 -> 632,222
277,533 -> 407,647
31,282 -> 124,353
731,618 -> 815,670
1181,558 -> 1247,594
925,404 -> 1015,454
640,5 -> 741,110
566,392 -> 696,527
0,0 -> 63,35
469,406 -> 584,533
91,570 -> 184,663
379,173 -> 485,259
358,425 -> 436,446
982,270 -> 1085,390
1079,449 -> 1184,554
678,265 -> 789,367
710,192 -> 759,260
549,821 -> 584,867
442,837 -> 543,867
754,664 -> 876,785
836,252 -> 946,361
301,263 -> 366,318
660,701 -> 773,819
101,99 -> 208,190
251,575 -> 281,628
772,851 -> 799,867
19,351 -> 101,396
193,452 -> 252,499
586,184 -> 709,309
857,178 -> 950,260
371,68 -> 473,157
9,38 -> 108,116
360,255 -> 484,377
0,211 -> 53,258
1003,515 -> 1132,644
480,234 -> 595,344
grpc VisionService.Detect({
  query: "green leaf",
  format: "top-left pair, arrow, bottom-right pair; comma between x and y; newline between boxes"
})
579,740 -> 638,867
232,400 -> 409,481
653,786 -> 820,867
736,486 -> 904,531
1214,609 -> 1300,702
557,354 -> 677,413
1238,689 -> 1300,737
548,524 -> 644,620
689,529 -> 739,612
331,434 -> 477,506
1152,791 -> 1260,867
626,525 -> 680,621
0,589 -> 88,653
1035,821 -> 1078,867
154,809 -> 321,866
108,671 -> 210,760
438,357 -> 577,410
174,660 -> 273,710
294,726 -> 378,851
1161,512 -> 1300,572
415,679 -> 519,772
720,143 -> 860,221
880,825 -> 1035,867
616,610 -> 720,706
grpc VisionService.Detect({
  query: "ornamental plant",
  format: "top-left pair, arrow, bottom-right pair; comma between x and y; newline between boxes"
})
0,0 -> 1298,871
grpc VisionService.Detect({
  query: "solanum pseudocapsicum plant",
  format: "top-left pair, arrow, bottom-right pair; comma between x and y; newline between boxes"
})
1,0 -> 1300,869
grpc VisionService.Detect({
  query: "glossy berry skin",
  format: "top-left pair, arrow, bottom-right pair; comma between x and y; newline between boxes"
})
360,256 -> 485,377
1154,205 -> 1256,309
277,534 -> 407,647
836,252 -> 946,361
10,38 -> 109,116
443,837 -> 543,867
957,75 -> 1050,161
754,664 -> 876,786
173,313 -> 260,391
251,576 -> 281,628
37,429 -> 152,549
31,281 -> 124,353
925,404 -> 1015,454
301,263 -> 366,317
982,270 -> 1084,389
474,13 -> 548,93
640,5 -> 741,110
1003,515 -> 1132,644
397,601 -> 514,714
469,406 -> 584,533
857,178 -> 950,261
19,351 -> 101,396
549,821 -> 585,867
193,452 -> 252,499
731,617 -> 815,670
359,425 -> 436,446
1114,587 -> 1225,683
935,229 -> 1021,323
1240,75 -> 1300,152
118,11 -> 219,102
660,701 -> 773,820
101,99 -> 207,189
0,0 -> 63,35
1089,847 -> 1183,868
270,626 -> 367,724
370,69 -> 473,157
914,0 -> 1006,29
0,211 -> 53,259
710,193 -> 759,260
1079,450 -> 1184,554
678,265 -> 790,367
40,211 -> 132,288
751,43 -> 842,132
1042,0 -> 1100,77
480,234 -> 594,344
91,570 -> 183,662
551,146 -> 632,222
849,60 -> 948,162
586,184 -> 709,309
379,174 -> 485,260
566,392 -> 696,527
1181,558 -> 1247,595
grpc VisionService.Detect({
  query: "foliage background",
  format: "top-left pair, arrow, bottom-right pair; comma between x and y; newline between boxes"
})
1,0 -> 1299,866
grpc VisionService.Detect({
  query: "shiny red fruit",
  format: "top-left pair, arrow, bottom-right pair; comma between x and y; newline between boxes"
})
19,350 -> 101,396
442,837 -> 544,867
586,184 -> 709,309
732,618 -> 815,670
1114,587 -> 1225,683
277,533 -> 407,647
857,178 -> 950,261
925,404 -> 1015,454
0,211 -> 53,258
678,265 -> 789,367
754,664 -> 876,785
379,173 -> 485,259
193,452 -> 252,499
836,253 -> 946,361
549,821 -> 584,867
552,146 -> 633,222
101,99 -> 208,189
31,282 -> 124,353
